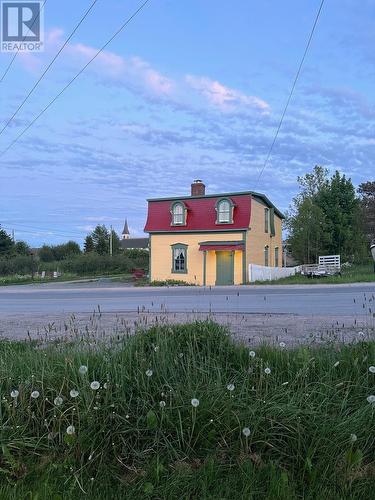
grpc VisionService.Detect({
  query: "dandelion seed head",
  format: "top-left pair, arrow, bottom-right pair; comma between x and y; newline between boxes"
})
31,390 -> 40,399
279,342 -> 286,348
66,425 -> 75,435
350,433 -> 357,442
367,395 -> 375,404
90,381 -> 100,390
103,383 -> 108,389
178,352 -> 184,358
154,346 -> 159,352
369,366 -> 375,374
10,390 -> 19,398
159,400 -> 166,408
191,398 -> 200,407
249,350 -> 256,358
242,427 -> 251,437
264,368 -> 271,375
145,369 -> 153,377
70,389 -> 79,398
227,383 -> 235,391
54,396 -> 63,406
79,365 -> 88,375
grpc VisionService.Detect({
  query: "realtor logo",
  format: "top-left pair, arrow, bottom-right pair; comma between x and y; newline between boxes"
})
1,1 -> 44,52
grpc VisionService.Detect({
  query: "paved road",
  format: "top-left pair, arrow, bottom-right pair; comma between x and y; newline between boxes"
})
0,282 -> 374,316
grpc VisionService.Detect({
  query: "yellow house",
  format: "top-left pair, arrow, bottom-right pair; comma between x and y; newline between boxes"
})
144,180 -> 284,285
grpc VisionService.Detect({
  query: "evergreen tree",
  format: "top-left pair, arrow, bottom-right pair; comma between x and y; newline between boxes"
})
0,226 -> 14,255
91,225 -> 109,255
84,235 -> 95,253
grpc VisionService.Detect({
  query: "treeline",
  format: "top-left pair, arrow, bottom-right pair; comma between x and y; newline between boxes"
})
0,225 -> 148,277
286,166 -> 373,264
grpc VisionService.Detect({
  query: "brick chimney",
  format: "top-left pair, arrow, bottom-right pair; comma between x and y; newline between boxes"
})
191,179 -> 205,196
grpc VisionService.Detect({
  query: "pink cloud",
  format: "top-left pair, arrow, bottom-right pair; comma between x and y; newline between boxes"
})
185,75 -> 270,113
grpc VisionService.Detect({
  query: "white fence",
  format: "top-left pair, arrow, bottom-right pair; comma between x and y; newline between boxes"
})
248,264 -> 301,283
318,254 -> 340,269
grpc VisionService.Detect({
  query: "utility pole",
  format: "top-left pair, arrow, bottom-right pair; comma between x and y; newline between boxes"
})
109,225 -> 113,256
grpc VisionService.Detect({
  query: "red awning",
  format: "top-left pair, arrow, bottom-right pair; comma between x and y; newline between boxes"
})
199,243 -> 244,251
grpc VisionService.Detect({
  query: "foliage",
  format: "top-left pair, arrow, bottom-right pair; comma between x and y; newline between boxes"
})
358,181 -> 375,243
38,241 -> 81,262
84,235 -> 95,253
0,227 -> 14,255
0,322 -> 374,498
287,166 -> 369,264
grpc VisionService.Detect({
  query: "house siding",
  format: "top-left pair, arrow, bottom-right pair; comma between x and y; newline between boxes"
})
247,197 -> 283,270
150,232 -> 244,285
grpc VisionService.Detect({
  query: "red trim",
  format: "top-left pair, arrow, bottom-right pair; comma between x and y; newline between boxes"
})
199,243 -> 244,251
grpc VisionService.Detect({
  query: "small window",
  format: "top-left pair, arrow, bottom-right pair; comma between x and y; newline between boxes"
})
264,208 -> 269,233
171,202 -> 185,225
275,247 -> 279,267
171,244 -> 188,273
216,198 -> 233,224
264,245 -> 269,267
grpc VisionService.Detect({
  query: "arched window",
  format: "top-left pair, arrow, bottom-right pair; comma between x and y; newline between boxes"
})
216,198 -> 234,224
171,202 -> 186,225
264,245 -> 269,267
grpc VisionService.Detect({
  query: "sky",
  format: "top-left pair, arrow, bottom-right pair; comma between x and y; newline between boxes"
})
0,0 -> 374,246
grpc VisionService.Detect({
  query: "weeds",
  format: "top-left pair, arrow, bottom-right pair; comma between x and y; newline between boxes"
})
0,321 -> 374,499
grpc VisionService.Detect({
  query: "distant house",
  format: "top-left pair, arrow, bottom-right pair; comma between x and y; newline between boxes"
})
120,219 -> 149,250
144,180 -> 284,285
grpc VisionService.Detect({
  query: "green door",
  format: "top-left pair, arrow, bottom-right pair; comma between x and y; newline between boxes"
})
216,251 -> 234,285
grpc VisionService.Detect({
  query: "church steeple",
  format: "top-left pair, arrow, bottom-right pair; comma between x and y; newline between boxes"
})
122,219 -> 130,239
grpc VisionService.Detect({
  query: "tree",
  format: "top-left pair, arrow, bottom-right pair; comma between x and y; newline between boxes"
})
287,166 -> 368,263
0,227 -> 14,255
38,245 -> 55,262
111,230 -> 121,255
358,181 -> 375,243
14,240 -> 30,255
84,235 -> 95,253
91,225 -> 109,255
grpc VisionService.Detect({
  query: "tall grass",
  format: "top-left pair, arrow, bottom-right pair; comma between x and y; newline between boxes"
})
0,322 -> 374,499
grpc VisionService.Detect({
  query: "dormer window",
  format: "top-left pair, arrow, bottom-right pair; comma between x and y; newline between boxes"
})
216,198 -> 234,224
171,202 -> 186,226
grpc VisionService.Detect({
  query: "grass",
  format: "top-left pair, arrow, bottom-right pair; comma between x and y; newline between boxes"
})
253,263 -> 375,285
0,273 -> 134,286
0,322 -> 374,499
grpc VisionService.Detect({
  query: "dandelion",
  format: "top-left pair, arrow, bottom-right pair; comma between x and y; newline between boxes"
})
358,331 -> 364,337
279,342 -> 286,348
333,361 -> 340,368
66,425 -> 75,435
242,427 -> 251,437
264,368 -> 271,375
145,369 -> 153,377
153,346 -> 159,352
191,398 -> 200,407
90,381 -> 100,390
350,434 -> 357,442
227,383 -> 235,391
79,365 -> 88,375
54,396 -> 63,406
103,382 -> 108,389
367,395 -> 375,404
369,366 -> 375,374
10,389 -> 19,398
178,353 -> 184,358
159,400 -> 166,408
31,390 -> 40,399
70,389 -> 79,398
249,350 -> 256,358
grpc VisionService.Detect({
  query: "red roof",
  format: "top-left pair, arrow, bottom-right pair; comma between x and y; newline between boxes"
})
144,194 -> 251,233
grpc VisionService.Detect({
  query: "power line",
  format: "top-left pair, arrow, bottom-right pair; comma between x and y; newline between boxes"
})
0,0 -> 100,137
0,0 -> 152,158
256,0 -> 325,186
0,0 -> 49,83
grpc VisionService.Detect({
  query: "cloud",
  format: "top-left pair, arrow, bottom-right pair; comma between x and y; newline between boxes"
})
185,74 -> 270,113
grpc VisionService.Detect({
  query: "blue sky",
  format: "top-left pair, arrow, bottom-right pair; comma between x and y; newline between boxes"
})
0,0 -> 374,246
